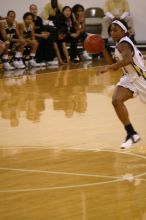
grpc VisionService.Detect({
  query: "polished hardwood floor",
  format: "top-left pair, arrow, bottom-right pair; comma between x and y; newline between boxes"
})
0,59 -> 146,220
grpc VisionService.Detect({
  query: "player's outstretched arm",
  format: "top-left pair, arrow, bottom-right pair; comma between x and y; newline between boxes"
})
102,46 -> 114,65
96,42 -> 114,75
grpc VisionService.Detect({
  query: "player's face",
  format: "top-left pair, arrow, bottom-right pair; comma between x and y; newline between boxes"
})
7,12 -> 16,25
63,8 -> 72,18
24,15 -> 33,25
110,24 -> 125,42
30,5 -> 38,16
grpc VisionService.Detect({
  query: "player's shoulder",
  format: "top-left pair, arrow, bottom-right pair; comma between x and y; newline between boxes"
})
119,36 -> 134,47
118,36 -> 134,53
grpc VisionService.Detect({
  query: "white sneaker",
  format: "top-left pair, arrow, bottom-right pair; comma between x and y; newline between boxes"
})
19,60 -> 26,68
120,134 -> 141,149
29,59 -> 40,68
47,60 -> 58,66
71,56 -> 80,63
38,62 -> 46,67
83,51 -> 92,61
13,60 -> 25,69
3,62 -> 15,71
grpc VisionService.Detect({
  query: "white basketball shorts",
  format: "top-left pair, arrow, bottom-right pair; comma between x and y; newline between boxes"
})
117,72 -> 146,103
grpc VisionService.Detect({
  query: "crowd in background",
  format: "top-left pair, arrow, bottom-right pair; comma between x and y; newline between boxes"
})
0,0 -> 135,71
0,1 -> 92,71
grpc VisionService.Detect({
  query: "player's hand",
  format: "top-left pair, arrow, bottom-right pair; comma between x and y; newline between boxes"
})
96,65 -> 109,75
41,32 -> 50,39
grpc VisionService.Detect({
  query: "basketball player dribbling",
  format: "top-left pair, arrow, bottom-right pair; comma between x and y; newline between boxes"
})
96,19 -> 146,149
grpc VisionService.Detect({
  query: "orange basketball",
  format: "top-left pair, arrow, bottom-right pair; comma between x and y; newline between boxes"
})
84,34 -> 103,54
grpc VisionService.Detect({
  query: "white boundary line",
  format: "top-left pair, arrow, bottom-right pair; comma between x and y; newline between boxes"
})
0,179 -> 123,193
0,148 -> 146,193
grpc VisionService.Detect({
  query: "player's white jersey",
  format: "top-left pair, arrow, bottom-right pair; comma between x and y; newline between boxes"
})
114,36 -> 146,80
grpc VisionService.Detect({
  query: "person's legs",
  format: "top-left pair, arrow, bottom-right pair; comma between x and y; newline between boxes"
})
69,37 -> 80,62
112,85 -> 140,148
112,86 -> 133,125
35,38 -> 45,63
12,42 -> 26,69
2,42 -> 15,71
25,40 -> 40,67
44,38 -> 56,62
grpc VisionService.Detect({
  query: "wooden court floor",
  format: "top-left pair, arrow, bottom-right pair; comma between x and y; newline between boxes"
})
0,60 -> 146,220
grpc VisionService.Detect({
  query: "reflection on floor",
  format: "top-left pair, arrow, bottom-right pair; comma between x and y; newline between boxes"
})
0,58 -> 146,220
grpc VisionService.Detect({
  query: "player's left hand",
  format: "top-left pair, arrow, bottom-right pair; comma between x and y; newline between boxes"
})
96,65 -> 109,75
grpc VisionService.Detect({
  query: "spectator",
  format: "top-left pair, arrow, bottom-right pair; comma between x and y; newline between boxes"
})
43,0 -> 63,23
53,6 -> 82,63
18,12 -> 41,67
0,10 -> 26,70
53,26 -> 70,65
72,4 -> 91,60
29,4 -> 55,65
0,36 -> 14,71
101,0 -> 136,44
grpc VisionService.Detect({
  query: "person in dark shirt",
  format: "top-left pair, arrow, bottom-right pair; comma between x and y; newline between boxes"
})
29,4 -> 56,64
53,6 -> 82,63
53,26 -> 70,64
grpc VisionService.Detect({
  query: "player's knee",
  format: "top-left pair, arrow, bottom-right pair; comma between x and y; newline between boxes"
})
112,96 -> 123,107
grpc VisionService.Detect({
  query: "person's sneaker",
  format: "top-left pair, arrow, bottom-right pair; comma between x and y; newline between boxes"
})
71,56 -> 80,63
47,60 -> 59,66
83,51 -> 92,61
3,62 -> 15,71
38,62 -> 46,67
120,133 -> 141,149
13,60 -> 25,69
29,59 -> 40,68
19,60 -> 26,68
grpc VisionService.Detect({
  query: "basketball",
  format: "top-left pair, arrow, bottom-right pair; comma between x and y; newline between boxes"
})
84,34 -> 103,54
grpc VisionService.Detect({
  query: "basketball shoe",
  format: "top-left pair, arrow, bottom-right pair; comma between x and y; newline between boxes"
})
29,59 -> 40,68
82,51 -> 92,61
120,133 -> 141,149
13,60 -> 25,69
3,62 -> 15,71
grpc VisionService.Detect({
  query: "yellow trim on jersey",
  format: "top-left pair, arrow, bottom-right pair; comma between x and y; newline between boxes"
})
133,64 -> 146,79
